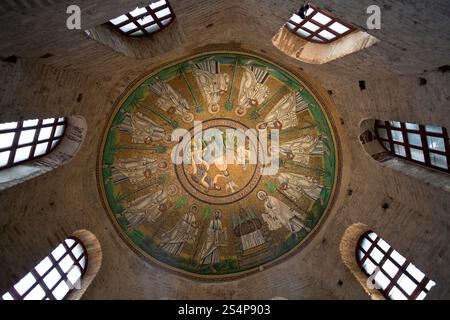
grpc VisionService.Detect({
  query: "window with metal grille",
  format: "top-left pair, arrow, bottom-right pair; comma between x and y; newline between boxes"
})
286,3 -> 356,43
375,120 -> 450,173
357,231 -> 436,300
0,117 -> 66,170
1,237 -> 87,300
109,0 -> 175,37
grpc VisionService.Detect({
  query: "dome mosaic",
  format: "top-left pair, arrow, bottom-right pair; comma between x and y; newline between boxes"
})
98,51 -> 339,280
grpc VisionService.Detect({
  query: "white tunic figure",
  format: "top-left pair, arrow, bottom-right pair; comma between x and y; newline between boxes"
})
148,79 -> 194,123
257,90 -> 308,131
110,157 -> 168,185
192,60 -> 230,114
278,172 -> 323,202
279,135 -> 324,166
198,210 -> 228,265
118,112 -> 165,144
159,204 -> 199,256
257,190 -> 310,233
235,66 -> 270,117
123,185 -> 177,228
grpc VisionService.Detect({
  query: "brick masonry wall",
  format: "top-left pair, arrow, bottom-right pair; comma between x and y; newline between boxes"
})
0,0 -> 449,299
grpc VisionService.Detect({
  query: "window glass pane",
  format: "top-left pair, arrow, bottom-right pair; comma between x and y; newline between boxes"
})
2,292 -> 14,300
406,264 -> 425,282
329,22 -> 349,34
389,121 -> 401,128
405,122 -> 419,130
42,118 -> 55,125
377,128 -> 388,140
410,148 -> 425,163
80,256 -> 87,269
54,125 -> 64,138
34,142 -> 49,157
425,125 -> 443,134
65,238 -> 75,248
407,133 -> 422,146
391,250 -> 406,265
296,28 -> 311,38
0,132 -> 15,148
290,14 -> 303,24
416,292 -> 427,300
120,22 -> 137,33
377,238 -> 390,252
150,0 -> 166,10
362,259 -> 376,275
311,36 -> 323,42
130,7 -> 147,17
371,247 -> 384,263
427,136 -> 445,151
426,280 -> 436,291
51,139 -> 60,150
131,30 -> 145,36
23,119 -> 39,127
312,11 -> 332,25
394,144 -> 406,156
360,238 -> 371,252
155,7 -> 171,18
18,129 -> 36,145
382,141 -> 391,151
59,255 -> 74,273
23,285 -> 46,300
0,151 -> 10,167
58,117 -> 65,123
374,271 -> 390,290
144,24 -> 160,33
383,259 -> 398,278
0,122 -> 17,130
52,244 -> 66,261
391,130 -> 404,142
398,274 -> 416,296
72,244 -> 84,259
137,15 -> 154,26
52,281 -> 70,300
67,267 -> 82,286
110,14 -> 128,25
367,232 -> 377,241
430,153 -> 448,169
35,257 -> 53,276
38,127 -> 52,141
303,21 -> 320,32
318,29 -> 335,40
14,146 -> 31,163
14,273 -> 36,295
43,268 -> 61,290
389,286 -> 407,300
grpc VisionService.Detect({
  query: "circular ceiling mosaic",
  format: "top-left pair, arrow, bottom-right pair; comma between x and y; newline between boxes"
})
98,51 -> 339,280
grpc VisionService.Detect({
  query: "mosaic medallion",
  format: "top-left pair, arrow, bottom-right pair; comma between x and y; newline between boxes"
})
98,51 -> 339,279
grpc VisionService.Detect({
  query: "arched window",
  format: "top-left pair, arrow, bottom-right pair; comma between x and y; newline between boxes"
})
109,0 -> 175,37
356,231 -> 436,300
286,3 -> 356,44
374,120 -> 449,173
0,117 -> 66,170
1,238 -> 87,300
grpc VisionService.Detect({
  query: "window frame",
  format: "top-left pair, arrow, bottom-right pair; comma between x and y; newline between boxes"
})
2,237 -> 88,300
0,117 -> 66,170
375,120 -> 450,173
356,231 -> 435,300
286,3 -> 356,44
109,0 -> 175,37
